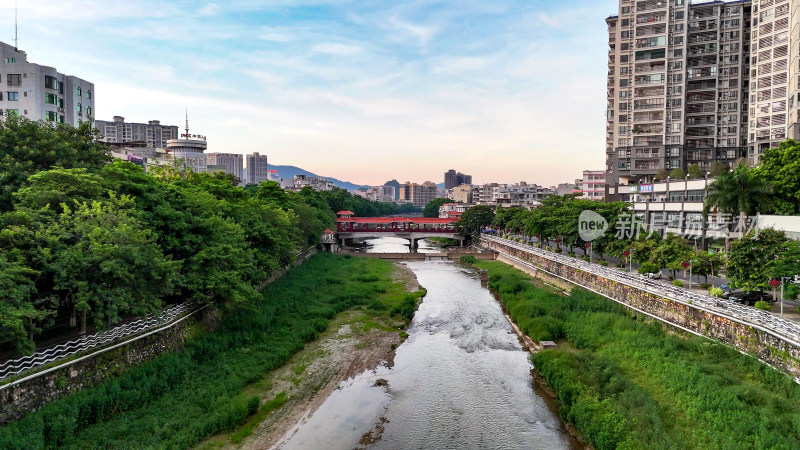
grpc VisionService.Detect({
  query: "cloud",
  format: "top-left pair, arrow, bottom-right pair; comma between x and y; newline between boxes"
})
385,16 -> 440,45
198,3 -> 221,17
312,42 -> 363,56
434,56 -> 491,74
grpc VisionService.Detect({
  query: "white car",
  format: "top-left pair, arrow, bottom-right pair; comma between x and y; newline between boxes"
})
646,272 -> 662,280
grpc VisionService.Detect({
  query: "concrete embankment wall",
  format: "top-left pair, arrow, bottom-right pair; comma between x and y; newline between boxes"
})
0,249 -> 318,424
482,239 -> 800,380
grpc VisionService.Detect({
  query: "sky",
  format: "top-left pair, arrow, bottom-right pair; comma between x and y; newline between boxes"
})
3,0 -> 618,187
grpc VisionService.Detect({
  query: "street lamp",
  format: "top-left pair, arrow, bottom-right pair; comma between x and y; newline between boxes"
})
623,250 -> 631,272
585,242 -> 592,262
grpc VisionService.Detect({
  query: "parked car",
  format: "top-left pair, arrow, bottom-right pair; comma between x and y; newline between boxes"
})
646,272 -> 662,280
719,284 -> 733,294
728,291 -> 766,306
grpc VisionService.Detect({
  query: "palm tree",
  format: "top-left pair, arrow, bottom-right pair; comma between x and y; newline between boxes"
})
703,162 -> 773,217
704,162 -> 773,249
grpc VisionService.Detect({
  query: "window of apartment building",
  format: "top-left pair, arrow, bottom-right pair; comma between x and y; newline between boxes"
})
675,0 -> 685,6
45,111 -> 57,122
620,102 -> 629,110
675,11 -> 684,20
3,58 -> 16,63
672,111 -> 682,119
77,103 -> 82,113
86,90 -> 91,99
621,55 -> 629,63
7,92 -> 18,101
620,67 -> 629,75
76,87 -> 81,96
622,7 -> 630,14
622,19 -> 630,27
57,98 -> 64,108
44,75 -> 59,90
673,27 -> 684,35
673,49 -> 683,57
57,115 -> 64,124
86,106 -> 92,116
619,114 -> 628,122
621,43 -> 630,51
7,74 -> 21,86
619,126 -> 629,133
45,93 -> 58,105
620,79 -> 629,87
621,31 -> 630,39
620,91 -> 629,98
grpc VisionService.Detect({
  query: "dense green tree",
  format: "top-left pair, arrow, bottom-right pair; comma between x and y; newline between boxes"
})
650,233 -> 693,278
688,163 -> 703,179
43,196 -> 179,334
691,250 -> 726,284
456,205 -> 495,237
655,168 -> 669,181
492,206 -> 527,232
0,252 -> 52,353
727,228 -> 796,293
752,140 -> 800,215
0,116 -> 110,211
13,168 -> 106,215
254,181 -> 293,211
669,167 -> 687,180
704,161 -> 773,217
423,198 -> 452,218
709,160 -> 728,177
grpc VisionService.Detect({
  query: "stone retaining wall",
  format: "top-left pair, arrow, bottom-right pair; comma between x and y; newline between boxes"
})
0,308 -> 212,424
483,238 -> 800,380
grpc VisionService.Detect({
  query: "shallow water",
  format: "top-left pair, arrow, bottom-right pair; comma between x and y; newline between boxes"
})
273,238 -> 578,450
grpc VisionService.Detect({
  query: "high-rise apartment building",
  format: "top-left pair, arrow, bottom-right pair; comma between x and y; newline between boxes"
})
444,170 -> 473,190
0,41 -> 94,127
95,116 -> 179,148
401,181 -> 440,207
246,152 -> 269,185
606,0 -> 753,200
207,153 -> 244,185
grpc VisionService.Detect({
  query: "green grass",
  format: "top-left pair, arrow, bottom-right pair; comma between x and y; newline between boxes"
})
473,260 -> 800,450
0,253 -> 419,449
229,392 -> 289,444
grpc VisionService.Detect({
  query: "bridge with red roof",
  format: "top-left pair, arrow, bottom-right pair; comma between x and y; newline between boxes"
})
335,211 -> 465,249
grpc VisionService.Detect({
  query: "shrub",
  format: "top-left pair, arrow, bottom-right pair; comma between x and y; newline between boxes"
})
460,255 -> 477,265
755,301 -> 772,311
709,287 -> 724,298
568,252 -> 576,257
554,248 -> 562,253
638,262 -> 660,274
784,283 -> 800,301
699,283 -> 711,290
598,260 -> 609,266
672,280 -> 684,287
582,256 -> 590,262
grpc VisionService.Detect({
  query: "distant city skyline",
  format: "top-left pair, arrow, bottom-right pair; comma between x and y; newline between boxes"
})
2,0 -> 615,186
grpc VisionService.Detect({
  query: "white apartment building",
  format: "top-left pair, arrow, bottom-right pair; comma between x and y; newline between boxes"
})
95,116 -> 179,149
207,153 -> 244,185
0,41 -> 94,127
246,152 -> 269,186
471,182 -> 554,208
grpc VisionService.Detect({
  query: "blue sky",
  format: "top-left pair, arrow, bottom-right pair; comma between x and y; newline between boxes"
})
4,0 -> 618,186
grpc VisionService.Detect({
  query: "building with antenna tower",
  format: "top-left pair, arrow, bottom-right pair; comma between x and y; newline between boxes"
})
166,111 -> 208,173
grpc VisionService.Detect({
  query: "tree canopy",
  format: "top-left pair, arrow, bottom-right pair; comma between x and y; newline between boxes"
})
752,140 -> 800,215
423,198 -> 452,218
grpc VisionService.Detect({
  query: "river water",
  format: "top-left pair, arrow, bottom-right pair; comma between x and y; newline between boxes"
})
273,238 -> 578,449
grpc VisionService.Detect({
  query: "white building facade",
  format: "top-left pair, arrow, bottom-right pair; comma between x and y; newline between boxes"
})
0,41 -> 94,127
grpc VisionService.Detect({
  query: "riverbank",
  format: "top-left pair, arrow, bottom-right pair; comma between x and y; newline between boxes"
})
0,254 -> 425,449
196,263 -> 424,449
471,259 -> 800,449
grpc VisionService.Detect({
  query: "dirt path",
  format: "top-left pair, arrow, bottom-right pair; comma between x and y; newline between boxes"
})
196,264 -> 420,450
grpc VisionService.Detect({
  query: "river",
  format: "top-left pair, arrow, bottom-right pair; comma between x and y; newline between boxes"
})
273,237 -> 579,449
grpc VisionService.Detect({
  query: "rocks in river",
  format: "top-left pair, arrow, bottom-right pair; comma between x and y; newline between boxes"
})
373,378 -> 389,387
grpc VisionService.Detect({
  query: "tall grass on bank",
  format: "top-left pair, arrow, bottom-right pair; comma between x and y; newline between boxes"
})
0,254 -> 418,449
474,260 -> 800,449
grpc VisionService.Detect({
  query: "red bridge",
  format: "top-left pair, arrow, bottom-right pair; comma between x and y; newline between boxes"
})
335,211 -> 465,249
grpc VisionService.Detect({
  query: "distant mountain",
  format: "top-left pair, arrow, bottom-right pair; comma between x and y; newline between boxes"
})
268,165 -> 369,191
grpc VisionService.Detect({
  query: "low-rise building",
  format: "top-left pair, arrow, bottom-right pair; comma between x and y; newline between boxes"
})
95,116 -> 179,149
282,174 -> 335,192
439,203 -> 471,219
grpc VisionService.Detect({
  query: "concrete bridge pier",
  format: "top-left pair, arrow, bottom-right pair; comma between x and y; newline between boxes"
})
410,238 -> 419,250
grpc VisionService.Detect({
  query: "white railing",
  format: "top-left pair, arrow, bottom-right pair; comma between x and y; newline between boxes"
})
0,302 -> 198,383
484,236 -> 800,346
